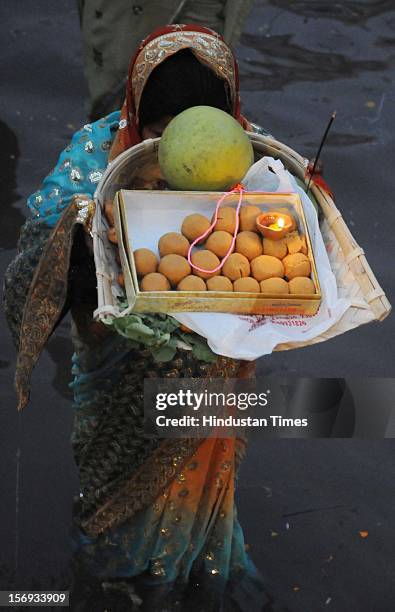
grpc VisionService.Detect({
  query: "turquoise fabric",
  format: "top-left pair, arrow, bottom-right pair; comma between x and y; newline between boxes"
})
28,111 -> 121,226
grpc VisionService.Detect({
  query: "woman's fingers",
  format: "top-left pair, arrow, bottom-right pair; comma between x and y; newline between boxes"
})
108,227 -> 118,244
104,199 -> 115,226
103,200 -> 124,286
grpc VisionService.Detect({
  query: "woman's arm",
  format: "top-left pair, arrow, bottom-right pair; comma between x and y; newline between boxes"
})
4,114 -> 120,410
3,112 -> 119,349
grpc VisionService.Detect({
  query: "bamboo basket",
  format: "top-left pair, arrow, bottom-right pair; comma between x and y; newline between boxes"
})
93,133 -> 391,352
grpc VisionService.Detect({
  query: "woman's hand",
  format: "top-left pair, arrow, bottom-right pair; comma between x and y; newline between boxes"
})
72,195 -> 96,254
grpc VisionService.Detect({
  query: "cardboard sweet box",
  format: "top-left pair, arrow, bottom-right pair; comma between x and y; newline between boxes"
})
112,189 -> 321,316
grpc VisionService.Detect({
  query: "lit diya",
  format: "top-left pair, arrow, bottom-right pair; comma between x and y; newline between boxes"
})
256,211 -> 294,241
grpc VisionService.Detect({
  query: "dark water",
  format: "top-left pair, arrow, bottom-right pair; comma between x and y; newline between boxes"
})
0,2 -> 394,611
268,0 -> 395,24
0,121 -> 25,250
240,32 -> 386,90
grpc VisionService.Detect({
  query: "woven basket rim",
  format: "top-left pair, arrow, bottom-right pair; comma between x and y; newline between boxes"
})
92,132 -> 391,355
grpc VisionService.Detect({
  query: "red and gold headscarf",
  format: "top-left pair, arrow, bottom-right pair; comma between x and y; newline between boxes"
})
109,24 -> 249,161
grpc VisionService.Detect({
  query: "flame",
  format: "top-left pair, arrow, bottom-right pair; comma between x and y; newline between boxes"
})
278,216 -> 285,228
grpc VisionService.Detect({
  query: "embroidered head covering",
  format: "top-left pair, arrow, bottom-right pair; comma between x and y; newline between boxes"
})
109,24 -> 247,161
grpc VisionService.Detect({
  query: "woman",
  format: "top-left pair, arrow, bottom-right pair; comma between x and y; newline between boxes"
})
4,25 -> 279,611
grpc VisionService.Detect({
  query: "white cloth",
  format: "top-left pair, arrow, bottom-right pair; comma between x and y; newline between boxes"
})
172,157 -> 351,360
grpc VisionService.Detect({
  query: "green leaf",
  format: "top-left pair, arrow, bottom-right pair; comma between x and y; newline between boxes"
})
105,303 -> 218,364
191,340 -> 217,362
152,344 -> 177,362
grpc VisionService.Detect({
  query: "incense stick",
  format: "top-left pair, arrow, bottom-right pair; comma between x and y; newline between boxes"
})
306,111 -> 337,193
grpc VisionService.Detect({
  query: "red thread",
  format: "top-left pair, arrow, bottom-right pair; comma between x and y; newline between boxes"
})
187,185 -> 245,274
187,184 -> 297,274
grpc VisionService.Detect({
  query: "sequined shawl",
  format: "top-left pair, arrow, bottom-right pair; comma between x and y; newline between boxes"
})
109,23 -> 249,161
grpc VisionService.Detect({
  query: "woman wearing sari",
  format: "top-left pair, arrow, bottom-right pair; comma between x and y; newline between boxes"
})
4,25 -> 282,611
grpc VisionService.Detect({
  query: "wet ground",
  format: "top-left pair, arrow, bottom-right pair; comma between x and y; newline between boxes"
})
1,1 -> 395,611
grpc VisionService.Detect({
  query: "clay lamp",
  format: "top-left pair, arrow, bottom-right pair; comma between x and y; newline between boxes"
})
256,211 -> 293,241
